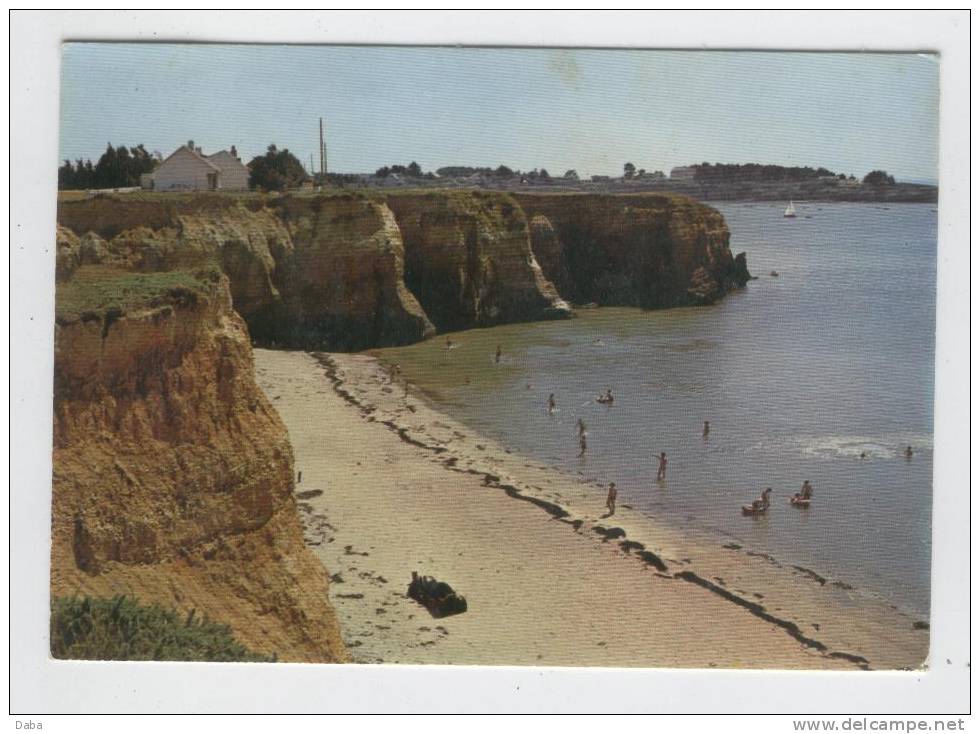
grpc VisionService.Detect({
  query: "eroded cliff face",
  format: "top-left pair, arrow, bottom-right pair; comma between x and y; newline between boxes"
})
57,194 -> 436,350
385,192 -> 572,331
252,195 -> 435,350
58,191 -> 748,347
58,196 -> 287,320
50,190 -> 750,660
516,193 -> 751,307
52,267 -> 348,662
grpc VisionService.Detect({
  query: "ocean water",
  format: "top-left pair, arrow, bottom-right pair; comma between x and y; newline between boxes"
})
377,202 -> 937,616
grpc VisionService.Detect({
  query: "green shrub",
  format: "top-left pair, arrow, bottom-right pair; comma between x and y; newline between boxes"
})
50,595 -> 276,662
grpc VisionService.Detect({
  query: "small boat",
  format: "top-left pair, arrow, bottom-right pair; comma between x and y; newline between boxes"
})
783,201 -> 797,218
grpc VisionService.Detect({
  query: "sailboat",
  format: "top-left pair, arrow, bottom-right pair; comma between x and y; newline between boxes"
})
784,200 -> 797,218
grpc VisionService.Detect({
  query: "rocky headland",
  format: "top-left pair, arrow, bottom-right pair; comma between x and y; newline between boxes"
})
57,190 -> 750,351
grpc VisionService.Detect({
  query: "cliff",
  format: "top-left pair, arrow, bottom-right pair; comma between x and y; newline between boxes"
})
252,195 -> 435,350
57,190 -> 747,347
57,194 -> 438,350
385,191 -> 571,330
516,193 -> 751,307
50,189 -> 750,661
52,265 -> 349,662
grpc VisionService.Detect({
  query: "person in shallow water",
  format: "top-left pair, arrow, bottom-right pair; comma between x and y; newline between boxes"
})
605,482 -> 617,515
792,480 -> 813,504
703,420 -> 710,438
656,452 -> 668,481
577,418 -> 587,437
905,445 -> 914,460
578,432 -> 588,457
596,389 -> 614,405
547,393 -> 557,414
751,487 -> 773,512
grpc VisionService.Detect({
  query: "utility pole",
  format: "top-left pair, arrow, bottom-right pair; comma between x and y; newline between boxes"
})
319,118 -> 326,179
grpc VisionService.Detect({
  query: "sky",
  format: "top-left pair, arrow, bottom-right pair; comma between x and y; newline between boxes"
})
59,44 -> 939,182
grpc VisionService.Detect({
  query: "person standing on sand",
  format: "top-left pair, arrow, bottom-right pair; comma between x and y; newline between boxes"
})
548,393 -> 557,414
657,452 -> 668,481
606,482 -> 617,515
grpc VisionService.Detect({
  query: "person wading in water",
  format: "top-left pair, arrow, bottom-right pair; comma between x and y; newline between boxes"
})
605,482 -> 617,515
656,452 -> 668,481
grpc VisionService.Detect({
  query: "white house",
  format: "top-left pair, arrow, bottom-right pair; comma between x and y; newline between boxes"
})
146,143 -> 249,191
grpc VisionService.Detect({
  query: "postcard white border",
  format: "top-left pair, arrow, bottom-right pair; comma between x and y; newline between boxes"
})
9,9 -> 970,717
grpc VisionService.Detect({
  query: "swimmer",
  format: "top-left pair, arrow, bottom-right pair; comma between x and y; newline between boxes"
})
860,451 -> 868,460
792,480 -> 813,503
548,393 -> 557,414
656,452 -> 668,481
752,487 -> 773,511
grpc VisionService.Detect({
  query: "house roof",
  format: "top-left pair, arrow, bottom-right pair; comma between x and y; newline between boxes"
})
205,150 -> 248,172
157,145 -> 221,173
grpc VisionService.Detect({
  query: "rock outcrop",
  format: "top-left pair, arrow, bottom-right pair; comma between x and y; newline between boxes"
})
385,191 -> 571,330
516,193 -> 751,307
57,190 -> 748,347
252,195 -> 435,350
52,266 -> 348,662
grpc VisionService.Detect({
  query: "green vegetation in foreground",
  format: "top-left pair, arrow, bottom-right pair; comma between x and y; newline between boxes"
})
51,595 -> 276,662
56,266 -> 220,323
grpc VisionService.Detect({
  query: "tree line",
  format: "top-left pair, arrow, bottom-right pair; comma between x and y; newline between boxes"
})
58,143 -> 160,190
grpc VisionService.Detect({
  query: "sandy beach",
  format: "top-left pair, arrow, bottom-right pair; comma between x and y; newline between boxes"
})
254,348 -> 928,669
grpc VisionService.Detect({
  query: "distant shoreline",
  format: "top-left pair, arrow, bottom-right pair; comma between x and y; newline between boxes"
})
350,180 -> 938,204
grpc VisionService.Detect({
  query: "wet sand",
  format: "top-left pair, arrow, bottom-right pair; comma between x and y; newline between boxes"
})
254,349 -> 928,669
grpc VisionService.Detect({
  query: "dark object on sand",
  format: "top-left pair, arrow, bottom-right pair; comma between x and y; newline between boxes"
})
407,572 -> 468,618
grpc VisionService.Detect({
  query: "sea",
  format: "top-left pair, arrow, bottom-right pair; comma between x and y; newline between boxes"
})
377,202 -> 937,616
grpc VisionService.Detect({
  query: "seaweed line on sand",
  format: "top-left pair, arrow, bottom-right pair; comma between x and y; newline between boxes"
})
312,351 -> 874,671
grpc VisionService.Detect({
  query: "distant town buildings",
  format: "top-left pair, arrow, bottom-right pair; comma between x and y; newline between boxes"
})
669,166 -> 698,181
143,142 -> 249,191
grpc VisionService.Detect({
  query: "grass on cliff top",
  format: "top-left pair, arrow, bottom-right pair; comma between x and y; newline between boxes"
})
56,266 -> 220,324
51,595 -> 276,662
